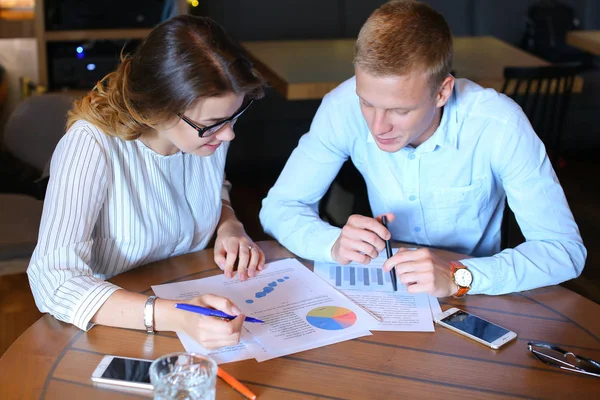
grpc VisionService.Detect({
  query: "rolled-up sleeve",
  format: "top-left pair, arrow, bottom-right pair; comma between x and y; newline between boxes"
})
27,127 -> 121,330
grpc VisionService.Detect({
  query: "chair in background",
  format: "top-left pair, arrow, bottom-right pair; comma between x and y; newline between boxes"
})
319,160 -> 372,228
0,93 -> 73,274
500,62 -> 583,249
502,62 -> 583,168
3,93 -> 73,180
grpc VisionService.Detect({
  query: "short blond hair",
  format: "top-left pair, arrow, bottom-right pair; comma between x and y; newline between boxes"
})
354,0 -> 453,92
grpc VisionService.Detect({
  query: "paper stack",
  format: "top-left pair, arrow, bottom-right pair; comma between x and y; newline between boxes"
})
313,249 -> 442,332
152,258 -> 379,364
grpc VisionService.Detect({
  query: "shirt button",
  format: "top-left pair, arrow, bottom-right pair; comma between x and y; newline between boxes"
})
408,195 -> 416,201
408,153 -> 416,160
414,227 -> 421,233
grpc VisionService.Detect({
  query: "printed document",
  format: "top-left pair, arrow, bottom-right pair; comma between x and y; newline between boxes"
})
152,258 -> 377,362
314,250 -> 437,332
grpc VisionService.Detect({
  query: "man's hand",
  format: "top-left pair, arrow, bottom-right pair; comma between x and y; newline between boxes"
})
331,213 -> 395,265
382,248 -> 459,297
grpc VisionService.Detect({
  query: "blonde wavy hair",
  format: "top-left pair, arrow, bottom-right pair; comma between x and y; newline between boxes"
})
67,15 -> 265,140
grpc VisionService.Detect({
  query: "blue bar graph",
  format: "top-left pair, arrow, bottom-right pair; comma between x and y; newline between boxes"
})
384,271 -> 391,283
328,265 -> 393,291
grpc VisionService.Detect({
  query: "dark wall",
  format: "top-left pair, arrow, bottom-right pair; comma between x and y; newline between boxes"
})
196,0 -> 346,40
197,0 -> 600,43
472,0 -> 600,45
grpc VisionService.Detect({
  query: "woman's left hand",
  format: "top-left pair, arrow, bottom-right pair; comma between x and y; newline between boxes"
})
214,221 -> 265,281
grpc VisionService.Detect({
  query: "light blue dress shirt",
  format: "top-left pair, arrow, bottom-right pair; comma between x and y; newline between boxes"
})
260,77 -> 586,295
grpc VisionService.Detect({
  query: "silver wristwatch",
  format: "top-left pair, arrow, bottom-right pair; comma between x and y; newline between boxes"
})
144,296 -> 158,334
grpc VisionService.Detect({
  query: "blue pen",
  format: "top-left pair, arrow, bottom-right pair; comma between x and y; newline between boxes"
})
175,303 -> 264,323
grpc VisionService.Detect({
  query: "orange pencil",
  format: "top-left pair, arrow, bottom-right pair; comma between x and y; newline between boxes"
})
217,367 -> 257,400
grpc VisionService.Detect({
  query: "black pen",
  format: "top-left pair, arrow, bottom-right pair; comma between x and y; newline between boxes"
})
381,216 -> 398,292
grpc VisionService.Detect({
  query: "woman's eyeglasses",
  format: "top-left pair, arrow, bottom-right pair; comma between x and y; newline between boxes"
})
528,341 -> 600,378
178,99 -> 254,138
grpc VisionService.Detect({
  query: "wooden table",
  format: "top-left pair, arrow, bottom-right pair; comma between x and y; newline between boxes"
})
567,30 -> 600,55
242,36 -> 583,100
1,241 -> 599,399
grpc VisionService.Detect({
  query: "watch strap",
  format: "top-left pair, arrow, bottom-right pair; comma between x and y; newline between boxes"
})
450,261 -> 471,298
453,285 -> 470,298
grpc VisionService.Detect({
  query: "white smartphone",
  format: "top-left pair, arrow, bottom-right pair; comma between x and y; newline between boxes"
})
434,308 -> 517,349
91,355 -> 154,391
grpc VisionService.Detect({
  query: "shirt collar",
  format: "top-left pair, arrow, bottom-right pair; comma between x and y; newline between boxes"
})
434,86 -> 459,150
366,129 -> 375,143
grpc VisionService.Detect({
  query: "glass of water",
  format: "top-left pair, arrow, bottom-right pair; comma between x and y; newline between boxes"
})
150,352 -> 217,400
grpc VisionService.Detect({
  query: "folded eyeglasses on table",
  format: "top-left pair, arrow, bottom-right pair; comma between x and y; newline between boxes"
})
528,341 -> 600,378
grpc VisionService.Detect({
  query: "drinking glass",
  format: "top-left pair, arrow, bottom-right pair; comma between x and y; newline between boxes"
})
150,352 -> 217,400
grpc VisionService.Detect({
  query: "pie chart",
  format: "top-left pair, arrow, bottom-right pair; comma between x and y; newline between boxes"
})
306,306 -> 357,330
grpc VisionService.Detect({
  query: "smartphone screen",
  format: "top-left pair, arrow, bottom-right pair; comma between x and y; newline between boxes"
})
101,357 -> 153,384
440,310 -> 510,343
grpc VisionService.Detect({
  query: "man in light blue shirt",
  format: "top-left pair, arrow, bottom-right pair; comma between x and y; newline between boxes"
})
260,0 -> 586,297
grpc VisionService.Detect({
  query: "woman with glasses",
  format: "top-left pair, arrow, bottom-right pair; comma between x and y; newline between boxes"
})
27,15 -> 265,349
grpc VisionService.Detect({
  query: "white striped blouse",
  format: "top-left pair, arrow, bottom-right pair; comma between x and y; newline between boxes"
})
27,120 -> 230,330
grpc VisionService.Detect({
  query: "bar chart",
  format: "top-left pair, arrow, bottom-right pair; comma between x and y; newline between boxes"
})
328,265 -> 394,291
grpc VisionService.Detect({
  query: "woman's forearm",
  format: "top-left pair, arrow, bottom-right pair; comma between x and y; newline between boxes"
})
91,289 -> 182,332
217,200 -> 244,234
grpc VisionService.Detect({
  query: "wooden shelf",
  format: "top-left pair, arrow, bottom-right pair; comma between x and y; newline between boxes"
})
44,28 -> 153,42
0,9 -> 34,20
35,0 -> 189,87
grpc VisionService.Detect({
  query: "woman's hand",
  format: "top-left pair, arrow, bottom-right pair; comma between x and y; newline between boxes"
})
167,294 -> 246,350
214,220 -> 265,281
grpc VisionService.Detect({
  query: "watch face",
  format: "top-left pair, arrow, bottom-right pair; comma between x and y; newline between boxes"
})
455,268 -> 473,287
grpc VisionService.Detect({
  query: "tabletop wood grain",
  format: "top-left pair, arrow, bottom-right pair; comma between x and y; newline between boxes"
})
242,36 -> 583,100
1,241 -> 599,399
567,30 -> 600,55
